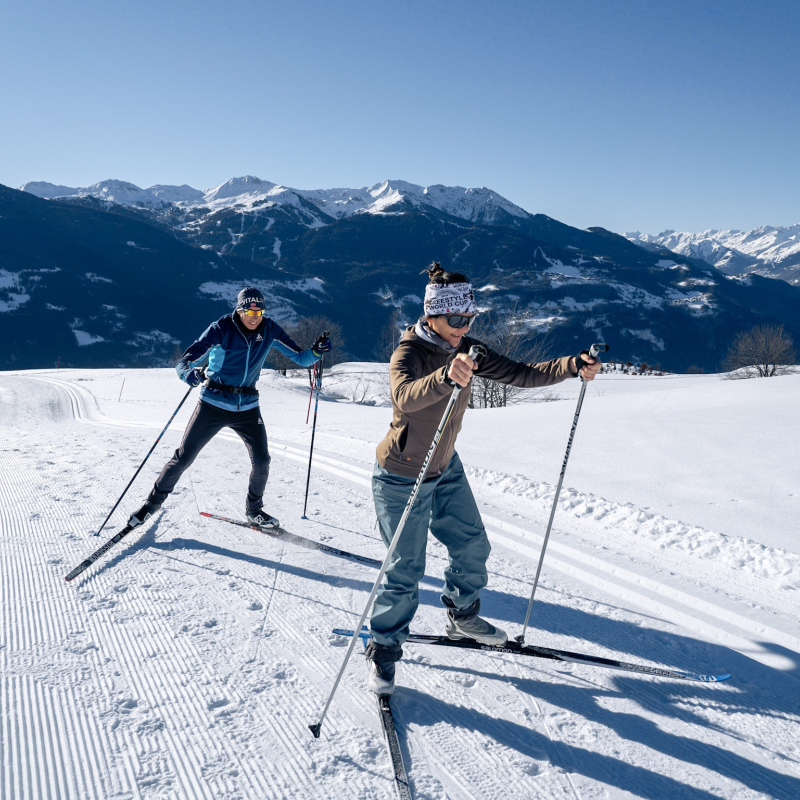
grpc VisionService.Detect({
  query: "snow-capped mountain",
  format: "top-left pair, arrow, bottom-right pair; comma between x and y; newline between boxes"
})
18,179 -> 182,209
21,176 -> 529,225
625,226 -> 800,286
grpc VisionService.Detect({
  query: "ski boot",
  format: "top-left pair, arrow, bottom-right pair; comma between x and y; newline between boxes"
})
127,499 -> 162,529
365,641 -> 402,695
444,597 -> 508,646
246,506 -> 280,529
367,660 -> 396,695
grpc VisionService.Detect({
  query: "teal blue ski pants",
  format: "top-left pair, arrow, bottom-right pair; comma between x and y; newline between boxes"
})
370,452 -> 490,647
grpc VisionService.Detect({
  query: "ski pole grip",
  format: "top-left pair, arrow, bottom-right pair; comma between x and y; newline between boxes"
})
468,344 -> 487,363
575,343 -> 608,374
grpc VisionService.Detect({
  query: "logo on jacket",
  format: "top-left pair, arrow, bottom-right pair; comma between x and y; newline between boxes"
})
256,334 -> 263,341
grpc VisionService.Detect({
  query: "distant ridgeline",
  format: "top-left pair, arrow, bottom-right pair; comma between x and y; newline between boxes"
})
1,178 -> 798,372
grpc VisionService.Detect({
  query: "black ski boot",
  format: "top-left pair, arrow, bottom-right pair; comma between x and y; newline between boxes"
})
127,499 -> 162,529
246,506 -> 280,529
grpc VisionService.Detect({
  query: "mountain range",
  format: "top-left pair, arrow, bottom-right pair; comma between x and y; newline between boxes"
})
2,177 -> 798,372
625,226 -> 800,286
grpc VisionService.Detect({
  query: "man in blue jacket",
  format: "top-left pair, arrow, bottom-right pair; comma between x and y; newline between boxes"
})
127,287 -> 332,529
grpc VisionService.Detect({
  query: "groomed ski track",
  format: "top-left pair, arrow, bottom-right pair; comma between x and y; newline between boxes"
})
1,370 -> 799,800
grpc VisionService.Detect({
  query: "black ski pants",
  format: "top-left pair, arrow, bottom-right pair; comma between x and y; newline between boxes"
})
150,400 -> 270,510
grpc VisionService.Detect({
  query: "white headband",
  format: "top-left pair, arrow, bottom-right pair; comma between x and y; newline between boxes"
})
423,282 -> 476,316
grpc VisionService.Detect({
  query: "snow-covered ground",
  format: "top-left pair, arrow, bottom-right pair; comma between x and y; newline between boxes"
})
1,366 -> 799,799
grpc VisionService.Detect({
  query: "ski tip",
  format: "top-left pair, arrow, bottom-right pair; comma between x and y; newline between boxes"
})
678,670 -> 733,682
199,512 -> 211,517
333,628 -> 371,641
308,723 -> 321,739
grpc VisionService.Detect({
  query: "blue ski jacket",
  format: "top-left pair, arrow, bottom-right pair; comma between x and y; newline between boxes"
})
176,312 -> 320,411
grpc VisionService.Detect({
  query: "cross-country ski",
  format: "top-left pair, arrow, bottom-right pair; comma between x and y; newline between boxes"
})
333,629 -> 732,683
200,511 -> 383,568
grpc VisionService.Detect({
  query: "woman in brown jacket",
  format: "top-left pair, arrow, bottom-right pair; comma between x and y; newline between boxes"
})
366,263 -> 601,694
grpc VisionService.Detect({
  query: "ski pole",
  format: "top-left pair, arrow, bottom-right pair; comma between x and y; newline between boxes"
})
301,332 -> 330,519
93,378 -> 198,537
305,362 -> 318,424
515,343 -> 609,643
309,344 -> 486,739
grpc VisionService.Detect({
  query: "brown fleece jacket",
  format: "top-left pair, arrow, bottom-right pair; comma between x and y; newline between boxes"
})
376,326 -> 576,478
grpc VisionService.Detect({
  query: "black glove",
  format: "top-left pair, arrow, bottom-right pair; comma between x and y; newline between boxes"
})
574,350 -> 594,376
184,368 -> 204,387
311,334 -> 332,356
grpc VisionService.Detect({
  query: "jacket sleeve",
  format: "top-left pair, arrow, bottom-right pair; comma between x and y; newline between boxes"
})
176,322 -> 223,382
474,342 -> 575,387
269,322 -> 320,368
390,344 -> 453,413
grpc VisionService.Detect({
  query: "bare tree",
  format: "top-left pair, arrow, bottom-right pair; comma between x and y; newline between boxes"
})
267,315 -> 346,383
722,324 -> 797,378
469,302 -> 554,408
373,308 -> 404,362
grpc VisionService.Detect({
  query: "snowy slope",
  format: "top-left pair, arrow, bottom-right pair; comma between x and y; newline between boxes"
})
1,367 -> 799,799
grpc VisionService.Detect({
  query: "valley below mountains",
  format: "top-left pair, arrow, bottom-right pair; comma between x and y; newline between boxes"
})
2,177 -> 798,372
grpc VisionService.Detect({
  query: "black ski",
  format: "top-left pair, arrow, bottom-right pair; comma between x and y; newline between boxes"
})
335,629 -> 731,683
377,694 -> 413,800
200,512 -> 382,569
65,524 -> 135,581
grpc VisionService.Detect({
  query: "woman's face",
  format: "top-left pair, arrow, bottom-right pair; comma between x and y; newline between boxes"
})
426,314 -> 474,349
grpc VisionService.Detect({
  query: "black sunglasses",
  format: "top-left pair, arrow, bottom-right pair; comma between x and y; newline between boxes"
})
439,313 -> 478,329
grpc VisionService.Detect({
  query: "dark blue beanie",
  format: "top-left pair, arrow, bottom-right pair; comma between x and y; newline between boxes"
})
236,287 -> 265,310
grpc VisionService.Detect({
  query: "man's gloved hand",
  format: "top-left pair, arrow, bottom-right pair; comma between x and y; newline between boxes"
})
311,334 -> 332,357
184,368 -> 205,387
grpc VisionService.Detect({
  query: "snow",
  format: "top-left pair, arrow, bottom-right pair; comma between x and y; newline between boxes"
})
72,330 -> 105,345
0,367 -> 798,799
626,226 -> 800,273
22,176 -> 534,226
0,270 -> 30,312
624,329 -> 665,349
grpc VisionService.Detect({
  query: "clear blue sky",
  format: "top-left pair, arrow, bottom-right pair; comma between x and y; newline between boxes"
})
2,0 -> 798,233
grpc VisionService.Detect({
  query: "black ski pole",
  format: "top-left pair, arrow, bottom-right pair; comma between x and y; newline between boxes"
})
302,332 -> 329,520
309,344 -> 487,739
92,380 -> 197,537
305,361 -> 318,424
515,343 -> 608,643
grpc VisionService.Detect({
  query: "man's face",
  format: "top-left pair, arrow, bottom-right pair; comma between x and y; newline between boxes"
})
426,313 -> 475,349
238,306 -> 264,330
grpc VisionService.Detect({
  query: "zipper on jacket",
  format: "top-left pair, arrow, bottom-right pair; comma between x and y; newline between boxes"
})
232,318 -> 254,411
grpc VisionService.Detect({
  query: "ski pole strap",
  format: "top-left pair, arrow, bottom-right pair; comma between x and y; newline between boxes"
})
205,379 -> 259,396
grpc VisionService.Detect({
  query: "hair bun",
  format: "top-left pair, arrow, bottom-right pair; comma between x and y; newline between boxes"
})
421,261 -> 469,286
426,261 -> 445,281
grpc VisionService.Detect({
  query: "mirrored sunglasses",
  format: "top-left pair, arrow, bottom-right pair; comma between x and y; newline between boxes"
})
442,313 -> 477,329
243,309 -> 264,317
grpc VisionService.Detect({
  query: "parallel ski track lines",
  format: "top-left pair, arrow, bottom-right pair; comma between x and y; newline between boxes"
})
396,646 -> 565,800
192,515 -> 398,797
102,557 -> 290,798
139,518 -> 382,798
